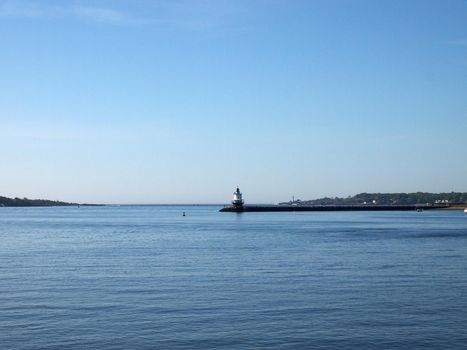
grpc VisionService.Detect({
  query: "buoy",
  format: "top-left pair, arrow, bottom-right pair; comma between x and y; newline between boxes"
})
183,211 -> 186,216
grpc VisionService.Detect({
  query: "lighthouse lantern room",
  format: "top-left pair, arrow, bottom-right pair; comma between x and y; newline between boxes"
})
232,187 -> 244,208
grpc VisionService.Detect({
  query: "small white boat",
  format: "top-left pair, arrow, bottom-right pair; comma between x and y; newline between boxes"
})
464,208 -> 467,213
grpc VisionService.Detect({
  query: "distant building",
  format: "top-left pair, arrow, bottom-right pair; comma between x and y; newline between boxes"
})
232,187 -> 244,208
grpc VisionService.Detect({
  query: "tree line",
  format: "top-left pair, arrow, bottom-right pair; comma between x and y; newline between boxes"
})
0,196 -> 78,207
282,192 -> 467,206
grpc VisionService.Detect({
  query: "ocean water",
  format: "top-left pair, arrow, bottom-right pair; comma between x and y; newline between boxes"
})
1,206 -> 466,350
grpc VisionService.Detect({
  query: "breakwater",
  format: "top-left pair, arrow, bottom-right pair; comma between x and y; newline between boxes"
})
219,204 -> 449,212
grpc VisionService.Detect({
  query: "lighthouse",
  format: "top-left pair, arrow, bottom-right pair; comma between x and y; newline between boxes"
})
232,187 -> 244,208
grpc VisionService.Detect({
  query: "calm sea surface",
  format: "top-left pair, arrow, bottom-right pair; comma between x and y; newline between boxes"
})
1,206 -> 466,349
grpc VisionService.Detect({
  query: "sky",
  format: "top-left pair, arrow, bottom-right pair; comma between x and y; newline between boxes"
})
1,0 -> 466,204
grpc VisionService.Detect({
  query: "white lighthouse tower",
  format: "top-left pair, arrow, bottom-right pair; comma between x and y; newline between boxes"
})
232,187 -> 244,208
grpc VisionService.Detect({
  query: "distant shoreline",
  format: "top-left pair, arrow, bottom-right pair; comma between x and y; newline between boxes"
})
0,195 -> 100,207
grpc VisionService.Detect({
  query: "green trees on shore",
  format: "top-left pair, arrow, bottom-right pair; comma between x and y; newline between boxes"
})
282,192 -> 467,206
0,196 -> 77,207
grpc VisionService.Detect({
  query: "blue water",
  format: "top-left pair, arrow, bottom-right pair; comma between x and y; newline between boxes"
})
1,206 -> 466,349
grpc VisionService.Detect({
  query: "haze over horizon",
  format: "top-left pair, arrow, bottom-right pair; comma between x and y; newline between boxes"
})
1,0 -> 466,204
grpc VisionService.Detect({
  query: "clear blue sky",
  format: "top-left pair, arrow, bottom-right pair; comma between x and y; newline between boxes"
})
1,0 -> 466,204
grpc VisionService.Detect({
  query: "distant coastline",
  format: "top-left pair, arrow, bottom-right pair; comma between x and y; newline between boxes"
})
0,196 -> 98,207
279,192 -> 467,207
